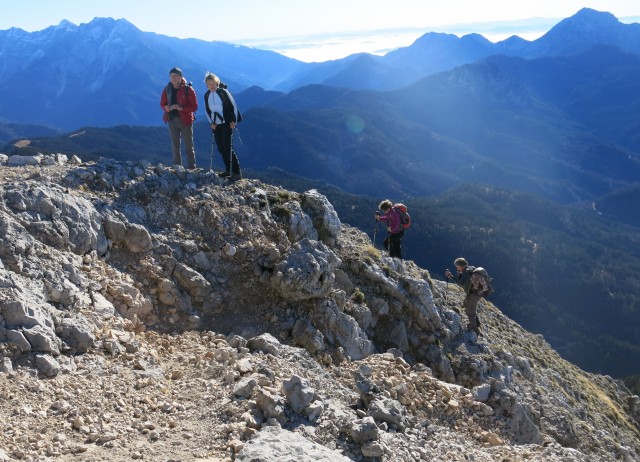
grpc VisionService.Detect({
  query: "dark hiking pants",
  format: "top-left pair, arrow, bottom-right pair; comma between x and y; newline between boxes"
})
213,123 -> 241,174
383,230 -> 404,259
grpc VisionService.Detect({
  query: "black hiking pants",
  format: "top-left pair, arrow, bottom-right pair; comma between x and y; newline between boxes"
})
213,123 -> 241,174
383,230 -> 404,259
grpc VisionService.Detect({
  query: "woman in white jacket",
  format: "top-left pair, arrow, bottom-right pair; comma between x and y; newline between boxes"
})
203,72 -> 242,180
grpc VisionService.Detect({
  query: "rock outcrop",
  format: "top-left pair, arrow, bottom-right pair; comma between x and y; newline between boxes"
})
0,155 -> 638,461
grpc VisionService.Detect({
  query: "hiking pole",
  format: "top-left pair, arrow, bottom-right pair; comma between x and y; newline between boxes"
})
373,212 -> 380,245
209,132 -> 215,171
444,269 -> 452,305
234,126 -> 244,145
373,218 -> 379,245
229,127 -> 234,178
444,279 -> 449,305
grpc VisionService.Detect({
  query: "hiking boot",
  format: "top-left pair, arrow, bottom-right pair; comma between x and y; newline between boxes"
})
229,172 -> 243,181
217,170 -> 231,177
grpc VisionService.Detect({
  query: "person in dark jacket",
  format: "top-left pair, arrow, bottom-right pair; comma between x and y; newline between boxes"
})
160,67 -> 198,169
445,257 -> 491,336
375,199 -> 404,259
204,72 -> 242,180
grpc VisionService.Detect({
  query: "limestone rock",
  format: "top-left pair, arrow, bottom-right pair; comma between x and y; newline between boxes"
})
350,416 -> 378,443
291,319 -> 325,354
367,397 -> 407,431
270,239 -> 340,301
279,200 -> 319,243
35,354 -> 60,377
237,426 -> 351,462
22,324 -> 61,354
59,316 -> 95,353
233,377 -> 258,399
282,374 -> 316,414
301,189 -> 342,247
472,383 -> 491,402
248,333 -> 282,357
255,387 -> 286,422
310,299 -> 375,360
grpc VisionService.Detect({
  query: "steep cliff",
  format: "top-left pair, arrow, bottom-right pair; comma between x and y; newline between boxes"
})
0,155 -> 638,461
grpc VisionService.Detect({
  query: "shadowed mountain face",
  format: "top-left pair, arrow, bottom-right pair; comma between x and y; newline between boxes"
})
5,42 -> 640,205
0,18 -> 304,130
1,8 -> 640,128
239,45 -> 640,204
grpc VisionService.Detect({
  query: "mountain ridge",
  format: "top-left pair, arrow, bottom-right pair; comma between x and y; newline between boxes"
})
0,155 -> 638,460
1,8 -> 640,129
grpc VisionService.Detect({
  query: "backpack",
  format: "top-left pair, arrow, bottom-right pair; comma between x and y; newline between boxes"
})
393,204 -> 411,229
472,267 -> 494,297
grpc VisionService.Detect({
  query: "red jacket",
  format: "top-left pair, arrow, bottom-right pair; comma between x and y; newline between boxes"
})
160,77 -> 198,125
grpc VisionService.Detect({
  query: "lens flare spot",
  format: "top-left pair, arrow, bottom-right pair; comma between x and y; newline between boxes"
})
345,114 -> 365,134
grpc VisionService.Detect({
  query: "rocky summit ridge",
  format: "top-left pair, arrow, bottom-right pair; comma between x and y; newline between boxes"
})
0,154 -> 638,462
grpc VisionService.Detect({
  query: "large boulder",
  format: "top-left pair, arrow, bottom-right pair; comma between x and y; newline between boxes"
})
2,183 -> 107,255
103,212 -> 152,253
310,299 -> 375,360
301,190 -> 341,247
282,374 -> 316,414
279,200 -> 319,243
59,315 -> 95,354
0,287 -> 55,331
270,239 -> 341,302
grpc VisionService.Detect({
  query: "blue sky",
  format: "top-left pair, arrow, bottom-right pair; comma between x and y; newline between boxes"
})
1,0 -> 639,61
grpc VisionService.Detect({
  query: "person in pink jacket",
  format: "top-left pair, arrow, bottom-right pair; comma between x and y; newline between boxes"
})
160,67 -> 198,169
375,199 -> 405,259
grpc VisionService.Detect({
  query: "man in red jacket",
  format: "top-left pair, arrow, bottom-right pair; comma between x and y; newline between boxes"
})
160,67 -> 198,169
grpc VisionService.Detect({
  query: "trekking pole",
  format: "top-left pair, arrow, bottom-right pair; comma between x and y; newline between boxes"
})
373,212 -> 381,245
444,270 -> 452,305
209,132 -> 215,171
229,128 -> 234,177
234,126 -> 244,145
373,218 -> 378,245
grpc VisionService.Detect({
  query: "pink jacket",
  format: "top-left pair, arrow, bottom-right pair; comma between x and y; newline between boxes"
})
378,207 -> 403,234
